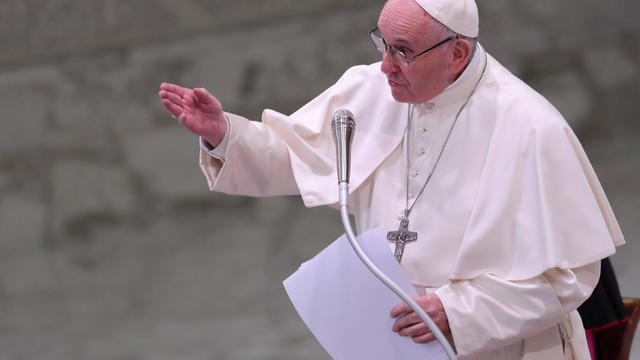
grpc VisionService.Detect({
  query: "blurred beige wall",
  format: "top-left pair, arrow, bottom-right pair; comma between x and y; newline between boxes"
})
0,1 -> 638,359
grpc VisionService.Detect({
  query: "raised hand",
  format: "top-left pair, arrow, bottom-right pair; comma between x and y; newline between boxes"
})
390,294 -> 451,344
159,82 -> 227,147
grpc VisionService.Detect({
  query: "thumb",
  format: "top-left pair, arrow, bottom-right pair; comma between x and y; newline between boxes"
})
193,87 -> 216,105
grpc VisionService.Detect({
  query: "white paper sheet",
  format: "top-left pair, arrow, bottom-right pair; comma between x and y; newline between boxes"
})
283,227 -> 447,359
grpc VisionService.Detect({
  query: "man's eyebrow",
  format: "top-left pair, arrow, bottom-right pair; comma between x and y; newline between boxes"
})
392,38 -> 415,50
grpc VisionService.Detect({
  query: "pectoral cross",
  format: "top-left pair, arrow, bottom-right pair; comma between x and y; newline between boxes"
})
387,213 -> 417,263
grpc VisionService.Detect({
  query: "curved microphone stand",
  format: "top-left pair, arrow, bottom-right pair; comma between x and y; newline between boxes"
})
332,109 -> 457,360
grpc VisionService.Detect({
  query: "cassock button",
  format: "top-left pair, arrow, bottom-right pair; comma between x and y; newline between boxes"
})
420,127 -> 428,134
411,170 -> 419,177
417,147 -> 426,156
425,102 -> 435,111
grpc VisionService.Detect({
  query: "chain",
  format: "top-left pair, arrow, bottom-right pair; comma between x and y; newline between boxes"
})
405,55 -> 488,217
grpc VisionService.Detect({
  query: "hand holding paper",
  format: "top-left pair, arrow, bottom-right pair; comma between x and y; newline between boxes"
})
283,227 -> 447,359
391,294 -> 451,344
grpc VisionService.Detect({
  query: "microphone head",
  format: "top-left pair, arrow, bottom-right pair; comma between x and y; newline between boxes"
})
331,109 -> 355,184
331,109 -> 355,131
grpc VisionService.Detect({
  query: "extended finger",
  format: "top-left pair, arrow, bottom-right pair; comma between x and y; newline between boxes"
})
399,322 -> 428,337
412,333 -> 435,344
159,90 -> 184,107
161,99 -> 183,117
392,312 -> 421,332
160,82 -> 188,97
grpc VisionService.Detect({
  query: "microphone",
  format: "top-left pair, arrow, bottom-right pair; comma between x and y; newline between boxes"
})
330,110 -> 458,359
331,109 -> 355,184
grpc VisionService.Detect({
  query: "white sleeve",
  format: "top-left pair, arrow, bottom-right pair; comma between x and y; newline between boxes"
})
199,112 -> 300,197
199,114 -> 231,161
434,262 -> 600,357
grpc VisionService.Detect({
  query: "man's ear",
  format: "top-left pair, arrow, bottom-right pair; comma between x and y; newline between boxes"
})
449,39 -> 473,74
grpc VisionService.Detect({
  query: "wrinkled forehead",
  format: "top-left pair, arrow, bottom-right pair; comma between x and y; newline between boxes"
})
378,0 -> 436,42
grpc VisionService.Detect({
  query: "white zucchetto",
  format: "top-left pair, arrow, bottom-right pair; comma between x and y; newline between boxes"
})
413,0 -> 479,38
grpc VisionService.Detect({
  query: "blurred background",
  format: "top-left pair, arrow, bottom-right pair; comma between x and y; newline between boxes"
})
0,0 -> 638,359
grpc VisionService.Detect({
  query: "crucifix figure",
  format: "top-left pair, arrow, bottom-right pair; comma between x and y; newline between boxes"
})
387,214 -> 417,263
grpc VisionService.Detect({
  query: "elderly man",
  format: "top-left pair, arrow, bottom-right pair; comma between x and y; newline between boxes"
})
159,0 -> 623,358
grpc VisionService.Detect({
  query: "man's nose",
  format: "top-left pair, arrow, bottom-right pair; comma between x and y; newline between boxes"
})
380,50 -> 399,75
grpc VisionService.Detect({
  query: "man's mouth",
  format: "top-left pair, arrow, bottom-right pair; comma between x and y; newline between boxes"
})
388,79 -> 404,87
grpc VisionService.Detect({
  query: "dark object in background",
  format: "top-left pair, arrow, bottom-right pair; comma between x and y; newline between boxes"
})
578,258 -> 639,360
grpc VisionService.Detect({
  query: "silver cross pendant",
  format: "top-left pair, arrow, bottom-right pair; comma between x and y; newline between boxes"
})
387,214 -> 417,263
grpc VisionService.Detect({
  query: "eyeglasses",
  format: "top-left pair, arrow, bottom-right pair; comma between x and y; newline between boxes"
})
369,26 -> 457,65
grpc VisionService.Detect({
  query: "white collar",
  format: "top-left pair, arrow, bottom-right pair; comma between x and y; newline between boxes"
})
415,43 -> 487,112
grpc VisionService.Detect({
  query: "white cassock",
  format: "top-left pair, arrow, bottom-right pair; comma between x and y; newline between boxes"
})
198,44 -> 624,359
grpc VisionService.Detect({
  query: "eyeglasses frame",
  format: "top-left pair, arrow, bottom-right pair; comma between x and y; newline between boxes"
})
369,26 -> 459,64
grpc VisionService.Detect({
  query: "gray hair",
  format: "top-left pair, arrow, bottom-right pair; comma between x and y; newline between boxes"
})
429,18 -> 478,59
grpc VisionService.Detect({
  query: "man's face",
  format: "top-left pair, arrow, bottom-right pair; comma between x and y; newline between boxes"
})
377,0 -> 453,104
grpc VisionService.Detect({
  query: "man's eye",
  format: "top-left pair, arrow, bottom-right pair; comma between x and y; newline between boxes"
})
397,47 -> 411,56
